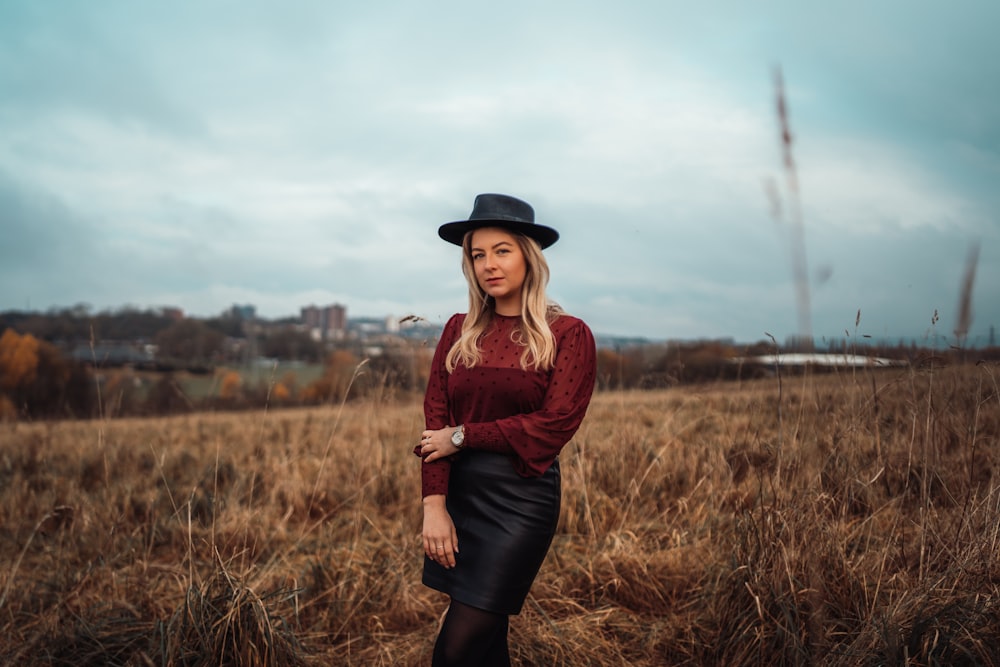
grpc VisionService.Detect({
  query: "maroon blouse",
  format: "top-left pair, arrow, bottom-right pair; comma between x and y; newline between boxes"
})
417,311 -> 597,498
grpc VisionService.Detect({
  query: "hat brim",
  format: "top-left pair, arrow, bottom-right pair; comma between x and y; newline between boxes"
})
438,219 -> 559,249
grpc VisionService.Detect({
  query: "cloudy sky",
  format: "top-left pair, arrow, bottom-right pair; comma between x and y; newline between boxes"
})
2,1 -> 997,345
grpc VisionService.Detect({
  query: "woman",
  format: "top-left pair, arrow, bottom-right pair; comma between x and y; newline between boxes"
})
415,193 -> 597,665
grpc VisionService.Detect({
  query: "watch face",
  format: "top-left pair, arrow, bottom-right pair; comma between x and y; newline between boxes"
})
452,428 -> 464,446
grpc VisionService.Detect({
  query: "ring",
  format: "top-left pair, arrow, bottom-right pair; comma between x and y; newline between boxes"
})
436,546 -> 444,550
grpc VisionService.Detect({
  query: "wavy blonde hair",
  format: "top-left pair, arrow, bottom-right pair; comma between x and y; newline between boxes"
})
445,228 -> 562,372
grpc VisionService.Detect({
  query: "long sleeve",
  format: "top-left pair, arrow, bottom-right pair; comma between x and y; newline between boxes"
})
417,314 -> 463,497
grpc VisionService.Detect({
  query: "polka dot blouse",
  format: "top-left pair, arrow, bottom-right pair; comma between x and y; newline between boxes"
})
417,312 -> 597,498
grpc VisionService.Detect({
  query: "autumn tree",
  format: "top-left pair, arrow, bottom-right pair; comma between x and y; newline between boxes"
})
277,371 -> 299,398
302,349 -> 363,403
0,328 -> 94,418
219,371 -> 243,400
271,381 -> 291,402
364,346 -> 427,395
596,348 -> 624,389
0,328 -> 40,392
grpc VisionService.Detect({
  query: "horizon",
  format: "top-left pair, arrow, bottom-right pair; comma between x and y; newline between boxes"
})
2,299 -> 993,350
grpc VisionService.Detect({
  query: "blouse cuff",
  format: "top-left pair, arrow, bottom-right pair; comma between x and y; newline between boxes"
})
463,422 -> 511,453
421,459 -> 450,498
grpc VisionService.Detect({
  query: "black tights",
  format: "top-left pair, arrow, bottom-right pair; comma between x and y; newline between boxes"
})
431,600 -> 510,667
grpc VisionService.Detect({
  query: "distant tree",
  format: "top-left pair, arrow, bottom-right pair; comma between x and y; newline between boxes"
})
61,360 -> 96,418
271,381 -> 291,402
364,347 -> 426,394
0,311 -> 50,340
220,371 -> 243,399
153,319 -> 224,366
93,307 -> 176,340
100,371 -> 144,418
0,305 -> 178,344
203,314 -> 246,338
648,341 -> 741,385
743,340 -> 775,356
0,395 -> 15,421
146,373 -> 191,415
616,346 -> 658,389
302,349 -> 363,403
36,304 -> 93,340
596,348 -> 625,389
262,328 -> 323,362
277,371 -> 299,398
0,328 -> 40,392
0,328 -> 95,418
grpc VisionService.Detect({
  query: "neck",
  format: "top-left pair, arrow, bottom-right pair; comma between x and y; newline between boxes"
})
493,296 -> 521,317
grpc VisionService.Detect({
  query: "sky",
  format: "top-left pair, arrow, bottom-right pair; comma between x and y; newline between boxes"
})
2,1 -> 998,346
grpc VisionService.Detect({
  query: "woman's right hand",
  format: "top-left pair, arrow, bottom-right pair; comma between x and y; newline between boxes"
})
422,495 -> 458,568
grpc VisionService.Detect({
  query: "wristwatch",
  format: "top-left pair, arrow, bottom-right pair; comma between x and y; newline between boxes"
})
451,425 -> 465,449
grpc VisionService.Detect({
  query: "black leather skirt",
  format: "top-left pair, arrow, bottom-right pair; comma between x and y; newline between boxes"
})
422,450 -> 561,615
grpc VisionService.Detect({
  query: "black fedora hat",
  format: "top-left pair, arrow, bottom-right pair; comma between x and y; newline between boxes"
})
438,193 -> 559,249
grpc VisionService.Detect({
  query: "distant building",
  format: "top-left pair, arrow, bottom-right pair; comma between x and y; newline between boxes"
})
71,342 -> 155,366
741,352 -> 906,368
783,334 -> 815,352
161,307 -> 184,321
301,303 -> 347,341
230,304 -> 257,320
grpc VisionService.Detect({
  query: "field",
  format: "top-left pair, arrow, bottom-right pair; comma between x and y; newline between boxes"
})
2,361 -> 999,665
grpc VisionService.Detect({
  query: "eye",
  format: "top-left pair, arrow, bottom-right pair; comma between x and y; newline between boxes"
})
471,252 -> 485,260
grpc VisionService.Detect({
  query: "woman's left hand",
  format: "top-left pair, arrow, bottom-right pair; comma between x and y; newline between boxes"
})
419,427 -> 461,463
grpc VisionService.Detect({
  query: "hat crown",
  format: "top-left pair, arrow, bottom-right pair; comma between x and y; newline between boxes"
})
468,194 -> 534,224
437,193 -> 559,249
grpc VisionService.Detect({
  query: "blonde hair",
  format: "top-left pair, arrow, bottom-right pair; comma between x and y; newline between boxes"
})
445,229 -> 562,372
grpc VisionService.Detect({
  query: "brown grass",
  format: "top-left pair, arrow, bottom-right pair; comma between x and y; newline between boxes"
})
2,361 -> 999,665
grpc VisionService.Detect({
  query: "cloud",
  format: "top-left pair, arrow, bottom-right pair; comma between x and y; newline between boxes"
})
0,171 -> 112,308
1,1 -> 998,344
790,138 -> 985,235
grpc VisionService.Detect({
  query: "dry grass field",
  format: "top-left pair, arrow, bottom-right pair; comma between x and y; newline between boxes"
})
2,361 -> 999,666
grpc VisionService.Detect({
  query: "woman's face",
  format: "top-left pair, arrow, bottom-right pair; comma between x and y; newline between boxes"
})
469,227 -> 527,314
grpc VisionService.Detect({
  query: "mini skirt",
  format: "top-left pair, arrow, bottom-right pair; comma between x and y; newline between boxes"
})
422,450 -> 561,615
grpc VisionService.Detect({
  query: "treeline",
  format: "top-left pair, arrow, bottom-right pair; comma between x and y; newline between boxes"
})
593,338 -> 1000,389
3,305 -> 999,421
0,305 -> 243,343
0,306 -> 434,420
0,326 -> 434,421
0,305 -> 325,368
